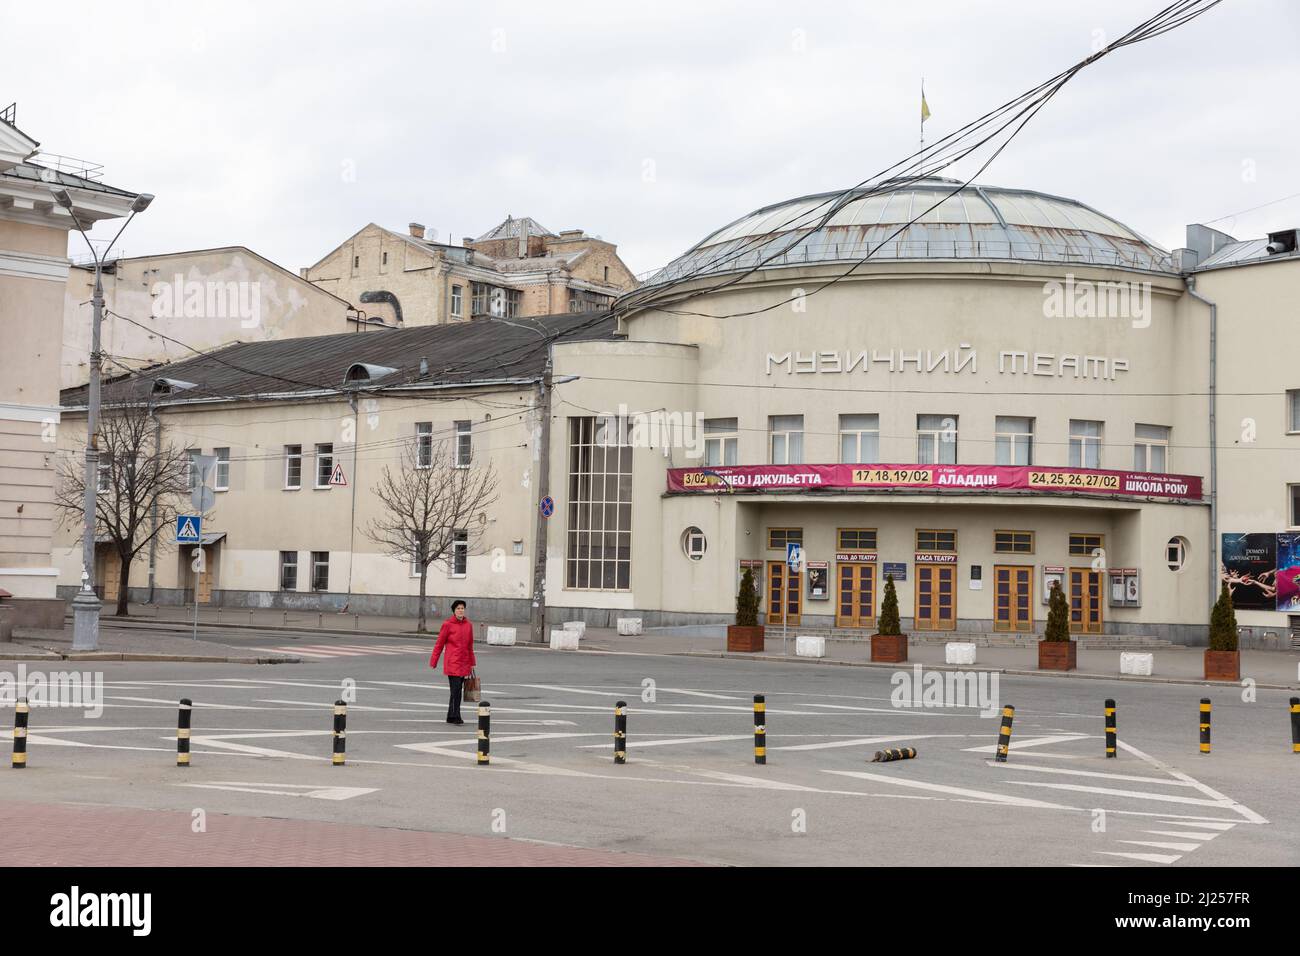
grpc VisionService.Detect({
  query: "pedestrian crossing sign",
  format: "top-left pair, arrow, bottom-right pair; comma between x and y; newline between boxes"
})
329,462 -> 347,486
176,515 -> 202,543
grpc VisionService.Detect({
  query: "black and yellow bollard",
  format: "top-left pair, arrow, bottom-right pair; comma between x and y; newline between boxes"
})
477,701 -> 490,766
1105,698 -> 1117,759
995,704 -> 1015,763
1199,698 -> 1211,754
332,700 -> 347,766
613,700 -> 627,765
1291,698 -> 1299,754
12,698 -> 28,769
753,694 -> 766,765
871,747 -> 917,763
176,698 -> 192,768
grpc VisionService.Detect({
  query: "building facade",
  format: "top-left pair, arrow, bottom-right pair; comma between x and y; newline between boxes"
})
52,178 -> 1300,648
303,217 -> 637,328
1,105 -> 145,623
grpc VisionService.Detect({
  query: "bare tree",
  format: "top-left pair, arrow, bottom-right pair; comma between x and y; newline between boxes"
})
55,403 -> 193,616
366,437 -> 499,632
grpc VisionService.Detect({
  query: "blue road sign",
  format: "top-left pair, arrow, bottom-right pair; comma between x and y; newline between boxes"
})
540,495 -> 555,517
786,542 -> 803,572
883,561 -> 907,582
176,515 -> 202,544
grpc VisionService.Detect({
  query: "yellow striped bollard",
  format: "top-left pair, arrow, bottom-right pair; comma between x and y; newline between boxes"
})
176,698 -> 192,767
753,694 -> 766,765
477,701 -> 490,766
995,705 -> 1015,763
332,700 -> 347,766
1105,698 -> 1117,759
613,700 -> 627,765
1291,698 -> 1299,754
871,747 -> 917,763
12,698 -> 28,769
1199,698 -> 1211,754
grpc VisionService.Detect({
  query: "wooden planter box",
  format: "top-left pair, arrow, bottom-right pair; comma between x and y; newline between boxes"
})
871,633 -> 909,663
1038,639 -> 1077,671
726,625 -> 766,653
1203,649 -> 1241,682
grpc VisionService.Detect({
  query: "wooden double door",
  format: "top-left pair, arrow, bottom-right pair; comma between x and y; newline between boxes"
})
835,563 -> 876,628
766,561 -> 801,626
993,565 -> 1034,632
1069,567 -> 1104,634
914,565 -> 956,631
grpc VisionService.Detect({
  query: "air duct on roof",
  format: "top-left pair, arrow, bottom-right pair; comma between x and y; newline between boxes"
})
1265,229 -> 1298,256
344,362 -> 399,386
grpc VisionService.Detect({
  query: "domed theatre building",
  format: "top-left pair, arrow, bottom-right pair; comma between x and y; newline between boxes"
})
549,177 -> 1300,646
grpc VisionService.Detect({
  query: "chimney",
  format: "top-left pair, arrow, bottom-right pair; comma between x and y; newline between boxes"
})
518,218 -> 528,258
408,222 -> 426,239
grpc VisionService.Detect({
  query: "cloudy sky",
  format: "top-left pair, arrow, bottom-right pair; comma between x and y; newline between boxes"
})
6,0 -> 1298,276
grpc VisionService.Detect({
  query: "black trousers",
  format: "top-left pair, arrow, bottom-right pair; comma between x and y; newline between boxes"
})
447,675 -> 464,721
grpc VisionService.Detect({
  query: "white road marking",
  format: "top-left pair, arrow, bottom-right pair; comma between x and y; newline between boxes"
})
577,734 -> 751,749
964,734 -> 1089,754
1119,839 -> 1202,852
176,782 -> 378,800
1095,851 -> 1183,864
772,734 -> 966,752
992,763 -> 1198,787
1156,819 -> 1237,831
1143,829 -> 1224,841
655,688 -> 744,700
823,769 -> 1076,809
1118,741 -> 1268,825
1003,781 -> 1239,808
105,696 -> 266,710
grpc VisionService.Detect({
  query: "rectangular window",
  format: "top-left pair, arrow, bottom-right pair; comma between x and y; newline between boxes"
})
837,528 -> 877,551
1069,420 -> 1103,468
315,443 -> 334,488
839,414 -> 880,464
1133,423 -> 1170,473
995,416 -> 1034,466
279,551 -> 298,591
704,417 -> 738,467
569,289 -> 613,313
450,530 -> 468,577
450,285 -> 463,319
504,288 -> 522,319
471,282 -> 490,316
416,423 -> 432,469
382,251 -> 388,266
1069,533 -> 1104,556
454,421 -> 472,468
214,447 -> 230,490
311,551 -> 329,591
565,416 -> 633,590
1288,389 -> 1300,433
994,530 -> 1035,554
916,529 -> 957,552
769,415 -> 803,464
767,527 -> 804,551
1290,484 -> 1300,527
96,460 -> 110,493
917,415 -> 957,464
353,255 -> 359,268
284,444 -> 302,489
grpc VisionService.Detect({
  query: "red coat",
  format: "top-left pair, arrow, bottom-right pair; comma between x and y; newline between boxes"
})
431,615 -> 476,677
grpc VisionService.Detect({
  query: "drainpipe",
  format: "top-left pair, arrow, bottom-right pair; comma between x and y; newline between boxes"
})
1185,275 -> 1217,610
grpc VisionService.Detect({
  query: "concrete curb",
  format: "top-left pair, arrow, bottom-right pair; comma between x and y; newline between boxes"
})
0,646 -> 298,664
83,616 -> 430,642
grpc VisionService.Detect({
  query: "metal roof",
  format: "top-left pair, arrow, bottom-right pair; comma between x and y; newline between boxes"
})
476,215 -> 556,241
1196,237 -> 1300,270
641,177 -> 1175,287
61,311 -> 617,409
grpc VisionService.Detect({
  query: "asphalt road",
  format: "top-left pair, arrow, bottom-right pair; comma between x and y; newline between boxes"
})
1,631 -> 1295,867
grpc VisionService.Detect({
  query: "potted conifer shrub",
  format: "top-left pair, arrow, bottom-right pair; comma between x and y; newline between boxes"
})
726,567 -> 765,653
1037,579 -> 1077,670
871,574 -> 908,663
1204,581 -> 1241,681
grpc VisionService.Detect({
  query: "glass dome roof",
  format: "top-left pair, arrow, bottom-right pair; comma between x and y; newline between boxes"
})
642,177 -> 1173,288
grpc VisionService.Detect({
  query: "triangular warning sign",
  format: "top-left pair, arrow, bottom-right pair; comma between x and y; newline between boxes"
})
328,462 -> 347,486
178,518 -> 198,539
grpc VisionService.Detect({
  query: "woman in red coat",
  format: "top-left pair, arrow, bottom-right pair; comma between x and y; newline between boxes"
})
431,599 -> 477,724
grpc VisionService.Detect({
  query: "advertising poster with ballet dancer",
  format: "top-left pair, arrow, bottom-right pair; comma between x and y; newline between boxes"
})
1220,533 -> 1277,611
1275,532 -> 1300,613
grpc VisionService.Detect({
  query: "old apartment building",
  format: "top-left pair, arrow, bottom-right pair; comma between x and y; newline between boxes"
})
303,215 -> 638,328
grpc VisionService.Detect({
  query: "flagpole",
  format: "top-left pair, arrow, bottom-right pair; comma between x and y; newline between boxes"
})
920,77 -> 925,149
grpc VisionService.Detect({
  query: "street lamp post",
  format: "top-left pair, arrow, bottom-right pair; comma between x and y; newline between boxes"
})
52,186 -> 153,651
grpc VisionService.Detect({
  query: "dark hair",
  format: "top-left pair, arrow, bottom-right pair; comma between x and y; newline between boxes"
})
451,600 -> 466,612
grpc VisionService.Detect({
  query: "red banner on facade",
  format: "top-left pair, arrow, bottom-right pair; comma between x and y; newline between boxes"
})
667,463 -> 1202,501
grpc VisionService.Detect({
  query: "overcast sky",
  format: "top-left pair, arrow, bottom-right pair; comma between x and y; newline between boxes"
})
6,0 -> 1298,276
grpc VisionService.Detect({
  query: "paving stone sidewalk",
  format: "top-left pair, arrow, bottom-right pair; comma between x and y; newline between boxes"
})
0,624 -> 290,663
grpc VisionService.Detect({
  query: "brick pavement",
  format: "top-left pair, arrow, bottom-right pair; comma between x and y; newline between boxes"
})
0,800 -> 708,867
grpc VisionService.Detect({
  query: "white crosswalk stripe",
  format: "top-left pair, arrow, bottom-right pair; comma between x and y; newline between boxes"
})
249,643 -> 427,659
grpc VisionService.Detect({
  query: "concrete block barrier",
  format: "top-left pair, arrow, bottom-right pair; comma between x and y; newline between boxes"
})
562,621 -> 586,638
550,629 -> 580,651
1120,651 -> 1154,676
945,642 -> 977,665
795,635 -> 826,658
616,618 -> 643,636
486,626 -> 516,646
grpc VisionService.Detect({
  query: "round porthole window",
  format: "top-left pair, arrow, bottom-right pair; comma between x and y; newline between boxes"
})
1166,536 -> 1189,572
682,526 -> 707,561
